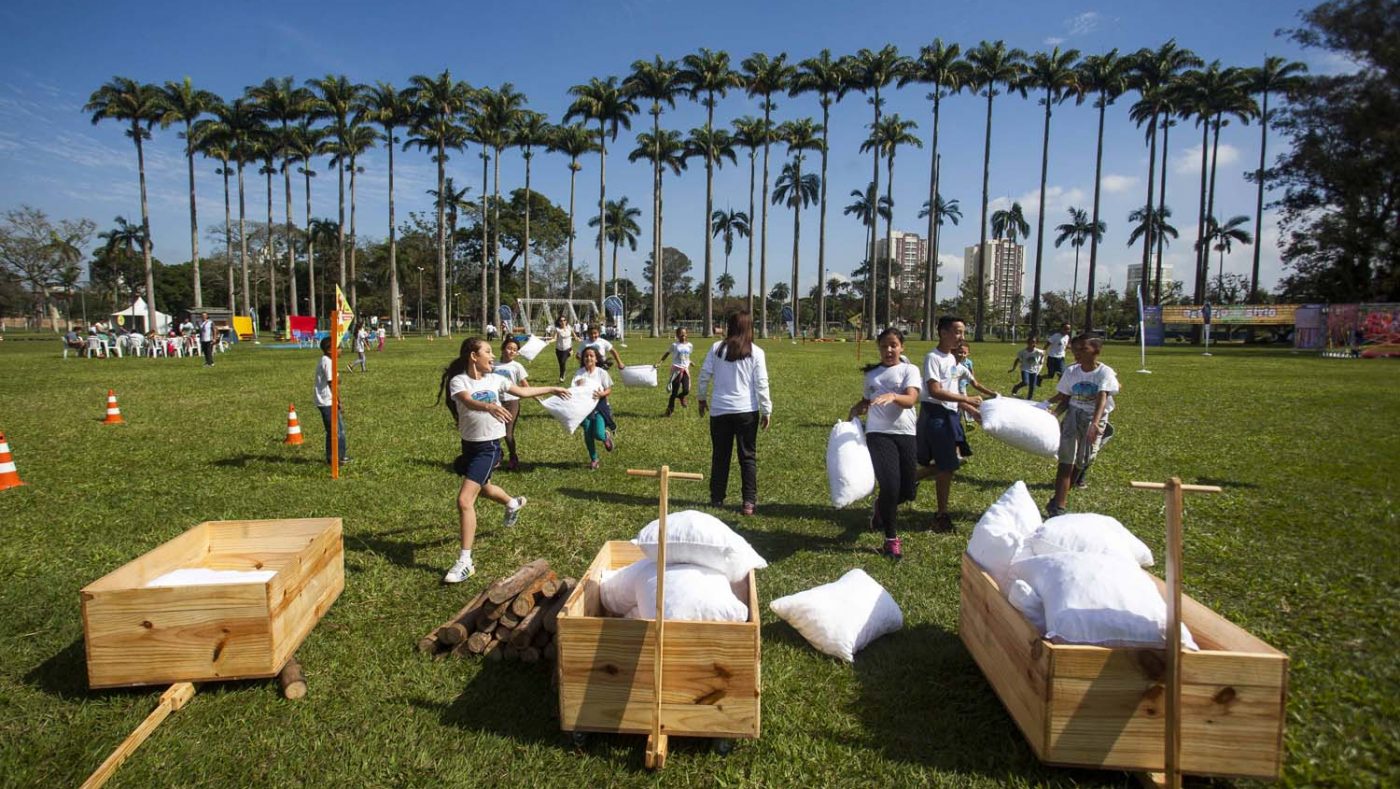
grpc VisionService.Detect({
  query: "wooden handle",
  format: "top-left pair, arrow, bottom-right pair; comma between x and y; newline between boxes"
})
627,468 -> 703,481
81,682 -> 196,789
1129,481 -> 1223,493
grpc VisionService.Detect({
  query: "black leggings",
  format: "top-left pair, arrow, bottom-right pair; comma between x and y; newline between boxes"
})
667,368 -> 690,410
555,348 -> 571,379
709,411 -> 758,505
867,432 -> 918,539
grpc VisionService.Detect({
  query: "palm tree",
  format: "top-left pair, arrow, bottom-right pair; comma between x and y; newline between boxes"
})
333,122 -> 377,310
1127,205 -> 1179,261
203,97 -> 261,314
85,77 -> 164,326
847,45 -> 910,336
710,208 -> 751,280
624,56 -> 684,335
919,194 -> 962,228
901,39 -> 970,338
771,154 -> 821,334
845,183 -> 892,316
464,110 -> 493,328
195,119 -> 237,311
97,216 -> 149,306
359,81 -> 412,336
477,85 -> 528,320
863,114 -> 920,327
248,76 -> 315,318
739,52 -> 795,338
253,133 -> 280,328
629,129 -> 687,327
427,176 -> 472,331
157,78 -> 218,309
1202,68 -> 1256,300
286,121 -> 325,316
684,125 -> 737,330
965,41 -> 1027,340
404,70 -> 471,335
565,77 -> 637,311
1246,56 -> 1306,302
1077,50 -> 1131,331
512,110 -> 551,304
588,197 -> 642,298
1021,47 -> 1081,333
1054,207 -> 1104,324
717,272 -> 737,308
792,49 -> 851,338
679,50 -> 743,335
549,124 -> 597,302
991,202 -> 1031,243
306,75 -> 364,299
1198,214 -> 1253,297
730,116 -> 768,313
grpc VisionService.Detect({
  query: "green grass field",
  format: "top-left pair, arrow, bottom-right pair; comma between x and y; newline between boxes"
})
0,333 -> 1395,787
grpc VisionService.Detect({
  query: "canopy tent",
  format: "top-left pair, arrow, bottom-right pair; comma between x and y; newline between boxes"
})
111,298 -> 171,334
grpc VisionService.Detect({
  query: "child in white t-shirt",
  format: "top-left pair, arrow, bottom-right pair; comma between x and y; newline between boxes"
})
578,324 -> 624,433
493,337 -> 530,471
658,327 -> 694,416
848,327 -> 922,561
1045,335 -> 1120,516
572,346 -> 614,470
1008,335 -> 1047,399
348,325 -> 368,372
436,337 -> 568,584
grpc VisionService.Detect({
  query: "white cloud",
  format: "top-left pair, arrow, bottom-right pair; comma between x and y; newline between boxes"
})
934,253 -> 963,288
987,185 -> 1088,218
1043,36 -> 1066,46
1066,11 -> 1101,36
1101,174 -> 1138,194
1173,143 -> 1240,175
1310,51 -> 1364,76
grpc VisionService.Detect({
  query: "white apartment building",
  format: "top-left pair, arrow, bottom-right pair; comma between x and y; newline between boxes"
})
963,239 -> 1025,320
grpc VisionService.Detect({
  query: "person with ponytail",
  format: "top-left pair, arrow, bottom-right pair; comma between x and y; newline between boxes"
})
493,337 -> 530,471
435,337 -> 569,584
697,311 -> 772,515
848,327 -> 922,560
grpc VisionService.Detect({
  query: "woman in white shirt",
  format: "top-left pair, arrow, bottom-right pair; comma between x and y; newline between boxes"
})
697,311 -> 772,515
545,315 -> 574,383
493,337 -> 531,471
435,337 -> 568,584
848,327 -> 922,561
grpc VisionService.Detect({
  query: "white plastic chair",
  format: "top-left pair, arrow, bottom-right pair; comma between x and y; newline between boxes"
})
86,336 -> 103,358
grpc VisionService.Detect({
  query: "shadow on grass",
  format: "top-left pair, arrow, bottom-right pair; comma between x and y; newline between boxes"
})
1195,476 -> 1259,490
23,638 -> 92,700
345,527 -> 455,576
212,452 -> 319,468
409,661 -> 561,748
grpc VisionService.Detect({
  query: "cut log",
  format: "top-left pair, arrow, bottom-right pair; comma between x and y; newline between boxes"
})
484,597 -> 513,621
542,578 -> 578,634
486,559 -> 551,605
540,576 -> 561,599
434,589 -> 491,646
498,611 -> 521,630
466,630 -> 495,655
520,647 -> 540,663
475,619 -> 497,636
510,605 -> 545,649
483,638 -> 503,661
277,658 -> 308,700
416,633 -> 441,654
509,571 -> 559,618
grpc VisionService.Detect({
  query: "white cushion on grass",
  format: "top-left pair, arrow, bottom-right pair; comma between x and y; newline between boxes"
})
1008,579 -> 1047,632
979,396 -> 1060,458
1009,553 -> 1198,649
518,335 -> 548,361
537,386 -> 598,434
967,481 -> 1043,587
1017,513 -> 1155,567
620,365 -> 659,387
826,419 -> 876,509
768,569 -> 904,662
599,559 -> 656,616
633,510 -> 767,583
634,563 -> 750,622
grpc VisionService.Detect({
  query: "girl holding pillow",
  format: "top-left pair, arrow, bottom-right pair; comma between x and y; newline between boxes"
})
849,327 -> 923,561
572,346 -> 615,470
492,337 -> 530,471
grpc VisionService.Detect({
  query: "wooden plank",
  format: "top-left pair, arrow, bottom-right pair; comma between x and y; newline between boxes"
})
1050,645 -> 1288,690
268,519 -> 344,671
1146,574 -> 1284,656
80,523 -> 211,593
80,683 -> 196,789
206,518 -> 338,555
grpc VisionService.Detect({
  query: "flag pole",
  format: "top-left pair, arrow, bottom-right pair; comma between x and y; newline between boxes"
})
330,307 -> 340,480
1137,291 -> 1151,374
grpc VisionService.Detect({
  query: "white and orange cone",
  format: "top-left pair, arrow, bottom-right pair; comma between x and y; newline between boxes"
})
102,389 -> 125,425
284,404 -> 304,445
0,433 -> 25,491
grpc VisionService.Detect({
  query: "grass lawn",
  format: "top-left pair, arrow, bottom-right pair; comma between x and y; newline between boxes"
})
0,332 -> 1395,787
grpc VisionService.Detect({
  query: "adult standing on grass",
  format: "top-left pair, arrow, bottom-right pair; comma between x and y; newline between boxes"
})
697,311 -> 772,516
197,311 -> 215,367
545,314 -> 575,383
916,316 -> 984,532
849,327 -> 922,561
1045,322 -> 1071,380
314,337 -> 349,466
436,337 -> 569,584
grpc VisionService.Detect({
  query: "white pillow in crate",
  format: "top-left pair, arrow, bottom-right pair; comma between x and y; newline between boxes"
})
633,510 -> 767,583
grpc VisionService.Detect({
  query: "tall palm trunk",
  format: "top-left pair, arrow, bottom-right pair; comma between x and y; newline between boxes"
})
703,100 -> 715,335
1138,112 -> 1159,307
1250,91 -> 1269,303
1153,119 -> 1171,304
884,155 -> 896,326
1084,99 -> 1107,332
133,129 -> 158,331
222,161 -> 233,312
790,160 -> 803,336
447,211 -> 458,333
387,133 -> 400,337
303,168 -> 316,317
479,149 -> 488,331
184,121 -> 202,308
759,102 -> 773,337
238,161 -> 250,315
338,151 -> 346,289
867,90 -> 883,336
524,154 -> 533,303
265,168 -> 277,331
284,161 -> 297,316
597,123 -> 607,316
1204,114 -> 1224,298
649,111 -> 660,337
349,153 -> 359,311
816,101 -> 830,338
1071,245 -> 1082,324
1030,89 -> 1054,334
746,149 -> 756,314
492,146 -> 502,320
434,141 -> 447,336
566,160 -> 577,302
974,89 -> 993,340
658,170 -> 668,327
1193,122 -> 1210,306
922,94 -> 943,340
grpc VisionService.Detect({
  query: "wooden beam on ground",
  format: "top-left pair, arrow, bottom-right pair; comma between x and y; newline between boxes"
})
80,682 -> 196,789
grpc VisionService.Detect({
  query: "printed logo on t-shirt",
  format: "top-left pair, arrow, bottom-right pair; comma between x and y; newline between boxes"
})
472,390 -> 498,404
1070,381 -> 1100,400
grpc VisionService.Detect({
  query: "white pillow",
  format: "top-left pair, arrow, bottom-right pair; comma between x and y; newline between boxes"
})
517,335 -> 548,361
537,385 -> 598,434
635,563 -> 750,622
978,396 -> 1060,458
1017,513 -> 1155,567
967,481 -> 1042,587
620,365 -> 659,388
598,559 -> 656,616
1009,553 -> 1198,649
634,510 -> 767,583
1007,579 -> 1046,632
826,419 -> 875,509
768,569 -> 904,662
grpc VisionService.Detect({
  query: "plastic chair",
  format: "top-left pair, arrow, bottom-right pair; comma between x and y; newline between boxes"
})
86,336 -> 104,358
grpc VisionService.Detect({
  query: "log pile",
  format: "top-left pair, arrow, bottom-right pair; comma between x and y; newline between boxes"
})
417,558 -> 576,664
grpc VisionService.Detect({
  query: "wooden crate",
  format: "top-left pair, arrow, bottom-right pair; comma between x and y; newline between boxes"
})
556,541 -> 761,740
80,518 -> 344,689
959,552 -> 1287,779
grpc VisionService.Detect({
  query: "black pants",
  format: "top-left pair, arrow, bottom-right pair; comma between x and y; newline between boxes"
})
867,432 -> 918,539
667,368 -> 690,411
709,411 -> 759,505
201,339 -> 214,365
555,347 -> 571,379
596,397 -> 617,431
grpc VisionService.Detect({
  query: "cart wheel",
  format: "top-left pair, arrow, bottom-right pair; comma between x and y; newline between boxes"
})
712,738 -> 734,756
568,731 -> 589,748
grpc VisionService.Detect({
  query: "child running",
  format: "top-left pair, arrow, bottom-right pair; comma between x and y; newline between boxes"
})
916,317 -> 986,532
436,338 -> 569,584
1044,335 -> 1120,517
658,327 -> 694,416
848,327 -> 922,561
493,337 -> 530,471
572,346 -> 614,470
952,342 -> 998,460
348,323 -> 368,372
1008,335 -> 1046,399
577,324 -> 624,434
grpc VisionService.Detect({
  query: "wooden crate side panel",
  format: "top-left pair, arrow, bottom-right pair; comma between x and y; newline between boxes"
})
959,553 -> 1049,756
605,540 -> 646,569
557,615 -> 654,733
1148,574 -> 1284,656
81,524 -> 210,593
268,522 -> 344,669
206,518 -> 340,555
1051,645 -> 1287,690
82,584 -> 272,688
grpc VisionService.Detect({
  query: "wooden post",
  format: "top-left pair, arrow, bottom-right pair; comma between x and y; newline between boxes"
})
627,466 -> 703,771
81,682 -> 196,789
277,657 -> 308,700
1130,478 -> 1222,789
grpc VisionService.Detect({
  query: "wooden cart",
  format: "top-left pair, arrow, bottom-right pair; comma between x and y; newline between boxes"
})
555,468 -> 761,768
959,481 -> 1288,785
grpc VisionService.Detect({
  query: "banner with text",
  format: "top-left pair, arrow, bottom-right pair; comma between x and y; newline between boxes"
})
1161,304 -> 1299,325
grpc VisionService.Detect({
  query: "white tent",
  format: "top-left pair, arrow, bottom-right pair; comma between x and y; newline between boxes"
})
112,298 -> 171,334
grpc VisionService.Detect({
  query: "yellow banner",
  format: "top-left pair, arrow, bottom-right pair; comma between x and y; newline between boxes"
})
1161,305 -> 1299,325
334,286 -> 354,327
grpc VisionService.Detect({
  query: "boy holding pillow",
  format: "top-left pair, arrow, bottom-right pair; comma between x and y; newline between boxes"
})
1045,335 -> 1119,516
916,317 -> 986,533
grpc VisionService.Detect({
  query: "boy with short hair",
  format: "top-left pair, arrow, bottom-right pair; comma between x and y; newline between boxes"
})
916,317 -> 985,532
1045,322 -> 1071,379
1008,335 -> 1046,398
1045,335 -> 1119,516
314,337 -> 350,465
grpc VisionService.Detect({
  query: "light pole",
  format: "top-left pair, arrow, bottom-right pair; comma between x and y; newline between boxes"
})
416,266 -> 424,335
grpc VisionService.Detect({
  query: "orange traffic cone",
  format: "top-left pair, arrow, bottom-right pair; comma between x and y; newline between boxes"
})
102,389 -> 125,424
0,433 -> 25,491
284,404 -> 304,445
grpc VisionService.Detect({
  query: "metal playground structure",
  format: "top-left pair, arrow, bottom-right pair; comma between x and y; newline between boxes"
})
513,298 -> 609,338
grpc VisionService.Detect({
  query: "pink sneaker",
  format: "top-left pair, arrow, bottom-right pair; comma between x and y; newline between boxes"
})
589,459 -> 600,471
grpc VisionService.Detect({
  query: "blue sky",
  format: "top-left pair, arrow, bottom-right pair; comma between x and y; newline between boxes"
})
0,0 -> 1345,303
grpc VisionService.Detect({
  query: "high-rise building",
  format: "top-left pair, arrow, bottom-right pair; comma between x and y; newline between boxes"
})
963,239 -> 1025,320
1126,263 -> 1174,299
876,230 -> 929,296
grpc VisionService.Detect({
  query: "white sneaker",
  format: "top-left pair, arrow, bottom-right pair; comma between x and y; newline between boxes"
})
503,496 -> 527,528
443,556 -> 475,584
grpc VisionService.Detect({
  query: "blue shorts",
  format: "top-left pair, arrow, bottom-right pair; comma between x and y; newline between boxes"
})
453,439 -> 501,485
916,403 -> 964,472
